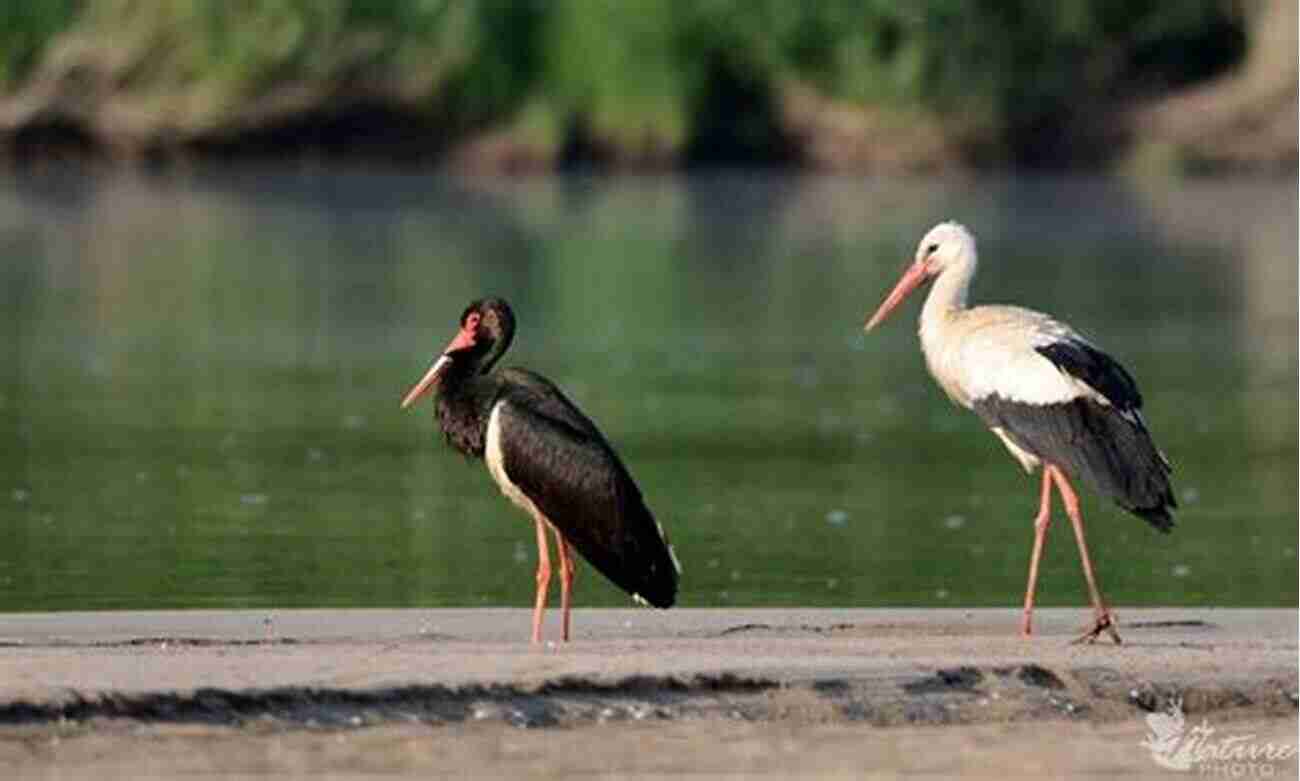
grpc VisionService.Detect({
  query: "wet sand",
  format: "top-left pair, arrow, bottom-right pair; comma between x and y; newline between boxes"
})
0,608 -> 1296,778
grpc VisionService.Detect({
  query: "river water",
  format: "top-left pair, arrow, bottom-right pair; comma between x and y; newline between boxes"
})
1,168 -> 1294,610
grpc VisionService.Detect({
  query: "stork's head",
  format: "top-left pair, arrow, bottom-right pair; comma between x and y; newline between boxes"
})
865,221 -> 976,331
400,297 -> 516,408
914,221 -> 975,275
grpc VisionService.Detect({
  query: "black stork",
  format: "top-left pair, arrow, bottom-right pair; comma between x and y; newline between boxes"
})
864,222 -> 1176,643
401,298 -> 680,643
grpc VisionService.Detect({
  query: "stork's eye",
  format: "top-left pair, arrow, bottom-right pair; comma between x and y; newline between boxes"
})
926,243 -> 939,255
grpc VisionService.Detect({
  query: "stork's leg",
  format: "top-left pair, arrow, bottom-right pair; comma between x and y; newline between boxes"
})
1049,467 -> 1122,645
549,526 -> 577,642
531,514 -> 553,645
1021,466 -> 1055,637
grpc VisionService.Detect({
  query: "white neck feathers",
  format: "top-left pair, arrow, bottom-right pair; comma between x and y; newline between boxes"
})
919,240 -> 977,343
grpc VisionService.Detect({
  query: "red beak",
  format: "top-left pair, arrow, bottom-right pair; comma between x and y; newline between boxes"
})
865,261 -> 929,332
400,325 -> 477,409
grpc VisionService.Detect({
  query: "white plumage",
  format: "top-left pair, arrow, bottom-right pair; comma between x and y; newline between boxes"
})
865,221 -> 1176,643
927,308 -> 1111,407
912,225 -> 1111,412
485,402 -> 540,517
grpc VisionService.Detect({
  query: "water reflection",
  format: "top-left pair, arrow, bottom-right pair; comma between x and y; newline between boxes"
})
0,167 -> 1294,611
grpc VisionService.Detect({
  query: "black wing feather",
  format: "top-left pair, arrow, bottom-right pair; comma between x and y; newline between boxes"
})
975,395 -> 1176,531
1035,339 -> 1142,411
496,371 -> 678,607
976,340 -> 1176,532
497,368 -> 605,439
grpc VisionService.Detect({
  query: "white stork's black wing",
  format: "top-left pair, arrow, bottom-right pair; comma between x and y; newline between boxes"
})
1035,338 -> 1143,412
973,336 -> 1176,531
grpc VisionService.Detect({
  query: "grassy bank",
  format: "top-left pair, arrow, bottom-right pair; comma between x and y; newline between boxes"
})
0,0 -> 1286,170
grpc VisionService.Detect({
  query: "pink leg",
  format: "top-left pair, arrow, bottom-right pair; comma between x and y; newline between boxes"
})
531,515 -> 552,644
1021,467 -> 1055,637
1049,467 -> 1121,644
551,526 -> 577,642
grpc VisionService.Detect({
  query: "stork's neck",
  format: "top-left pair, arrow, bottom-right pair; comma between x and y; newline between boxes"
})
434,360 -> 502,459
447,330 -> 513,391
918,255 -> 976,349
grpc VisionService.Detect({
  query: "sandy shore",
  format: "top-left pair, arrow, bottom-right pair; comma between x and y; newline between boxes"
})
0,608 -> 1296,778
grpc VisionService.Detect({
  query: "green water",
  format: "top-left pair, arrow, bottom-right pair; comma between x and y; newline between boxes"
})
1,169 -> 1295,611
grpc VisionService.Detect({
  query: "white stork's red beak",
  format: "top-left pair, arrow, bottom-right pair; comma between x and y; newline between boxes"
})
865,261 -> 930,332
400,325 -> 477,408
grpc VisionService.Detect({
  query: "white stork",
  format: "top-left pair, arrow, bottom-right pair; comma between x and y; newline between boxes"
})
865,222 -> 1175,643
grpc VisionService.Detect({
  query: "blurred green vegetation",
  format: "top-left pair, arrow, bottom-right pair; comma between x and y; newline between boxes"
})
0,1 -> 79,84
0,0 -> 1249,162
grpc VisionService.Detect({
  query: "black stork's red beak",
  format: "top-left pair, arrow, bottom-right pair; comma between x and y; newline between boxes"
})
400,324 -> 477,409
865,260 -> 930,332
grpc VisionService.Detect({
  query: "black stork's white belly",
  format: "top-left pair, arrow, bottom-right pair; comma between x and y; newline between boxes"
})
485,402 -> 541,518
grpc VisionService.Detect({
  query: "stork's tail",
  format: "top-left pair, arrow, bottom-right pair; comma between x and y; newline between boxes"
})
1088,407 -> 1177,533
1129,496 -> 1176,533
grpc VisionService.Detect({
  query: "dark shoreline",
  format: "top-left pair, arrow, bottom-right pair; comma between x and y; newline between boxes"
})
2,69 -> 1293,176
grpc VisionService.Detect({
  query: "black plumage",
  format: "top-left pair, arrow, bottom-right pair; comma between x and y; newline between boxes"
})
973,338 -> 1176,532
973,396 -> 1176,530
492,373 -> 678,607
405,298 -> 678,634
1035,339 -> 1142,411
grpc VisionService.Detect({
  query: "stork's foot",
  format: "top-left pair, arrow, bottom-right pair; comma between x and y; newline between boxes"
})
1071,611 -> 1121,645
